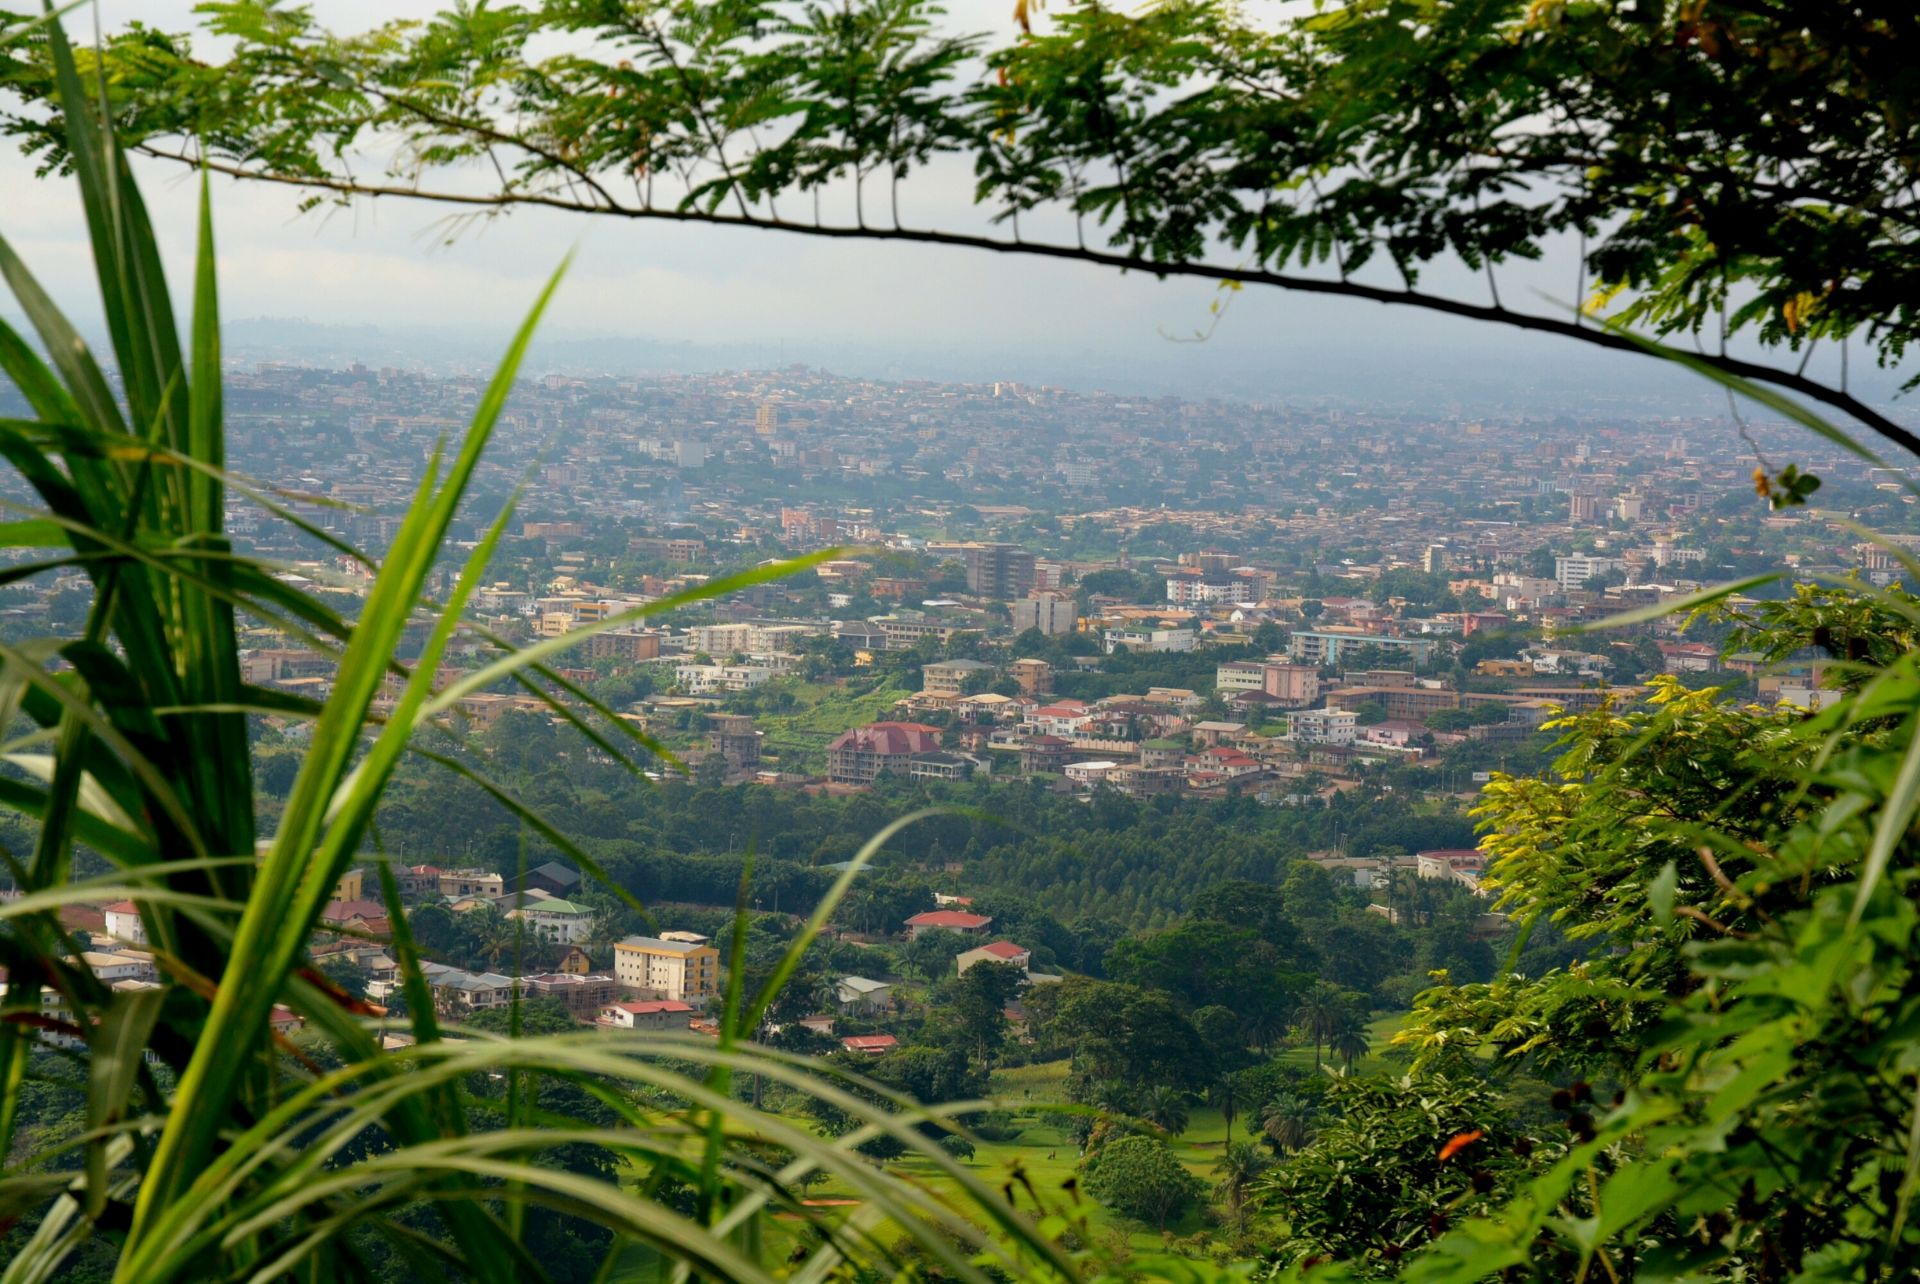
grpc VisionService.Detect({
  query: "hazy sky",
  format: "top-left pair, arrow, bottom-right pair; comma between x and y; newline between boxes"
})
0,1 -> 1903,417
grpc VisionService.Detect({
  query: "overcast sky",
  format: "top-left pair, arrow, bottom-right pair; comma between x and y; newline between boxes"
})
1,1 -> 1906,417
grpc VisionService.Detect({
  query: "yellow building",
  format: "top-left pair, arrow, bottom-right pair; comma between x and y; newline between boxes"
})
332,868 -> 366,903
612,932 -> 720,1004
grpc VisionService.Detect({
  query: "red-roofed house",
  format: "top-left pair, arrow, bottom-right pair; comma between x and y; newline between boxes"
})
319,900 -> 392,937
1025,702 -> 1093,738
826,721 -> 945,785
598,999 -> 695,1031
903,909 -> 993,940
840,1034 -> 899,1055
102,901 -> 146,946
956,940 -> 1031,976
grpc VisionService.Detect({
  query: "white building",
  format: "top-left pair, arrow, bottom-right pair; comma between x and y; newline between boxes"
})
1216,662 -> 1267,693
1555,554 -> 1628,591
507,897 -> 595,945
674,661 -> 787,694
102,901 -> 147,946
1064,760 -> 1123,788
1287,707 -> 1358,746
1103,627 -> 1197,654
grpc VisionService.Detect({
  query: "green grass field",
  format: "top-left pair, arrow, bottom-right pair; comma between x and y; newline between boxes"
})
754,679 -> 915,773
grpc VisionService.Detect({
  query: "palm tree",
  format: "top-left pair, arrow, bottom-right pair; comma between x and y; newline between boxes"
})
1139,1084 -> 1191,1135
1261,1093 -> 1319,1154
1329,1016 -> 1372,1073
1294,983 -> 1348,1071
1088,1079 -> 1140,1117
1208,1073 -> 1250,1144
1212,1141 -> 1273,1231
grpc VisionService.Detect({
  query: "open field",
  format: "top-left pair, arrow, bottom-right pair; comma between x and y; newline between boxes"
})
755,679 -> 915,774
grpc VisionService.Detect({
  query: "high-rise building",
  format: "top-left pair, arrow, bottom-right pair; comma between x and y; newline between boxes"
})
960,543 -> 1036,599
1423,544 -> 1451,575
1011,593 -> 1077,636
755,403 -> 779,435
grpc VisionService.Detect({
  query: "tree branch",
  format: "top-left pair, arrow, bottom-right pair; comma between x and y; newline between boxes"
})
145,146 -> 1920,461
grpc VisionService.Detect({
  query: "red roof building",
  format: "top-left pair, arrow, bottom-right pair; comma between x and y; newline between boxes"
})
598,999 -> 695,1031
840,1034 -> 899,1054
903,909 -> 993,939
826,721 -> 944,785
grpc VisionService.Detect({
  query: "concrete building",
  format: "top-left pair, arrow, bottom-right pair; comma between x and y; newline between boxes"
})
826,721 -> 945,785
1263,663 -> 1323,707
922,658 -> 996,697
507,897 -> 595,945
1288,630 -> 1436,667
598,998 -> 695,1030
1010,593 -> 1078,636
957,542 -> 1037,599
612,934 -> 721,1004
1555,554 -> 1628,590
1104,627 -> 1197,654
1288,707 -> 1359,745
706,713 -> 762,771
1216,662 -> 1266,693
956,940 -> 1032,976
102,901 -> 147,945
1009,657 -> 1053,695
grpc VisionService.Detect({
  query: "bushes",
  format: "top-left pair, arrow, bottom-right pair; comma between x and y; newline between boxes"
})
1084,1135 -> 1206,1230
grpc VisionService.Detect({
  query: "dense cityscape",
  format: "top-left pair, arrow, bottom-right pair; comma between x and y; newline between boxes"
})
6,4 -> 1920,1276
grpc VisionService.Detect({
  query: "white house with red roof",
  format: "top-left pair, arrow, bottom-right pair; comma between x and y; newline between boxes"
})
1024,701 -> 1094,738
102,901 -> 146,946
903,909 -> 992,940
598,999 -> 695,1031
955,940 -> 1032,977
1184,746 -> 1263,778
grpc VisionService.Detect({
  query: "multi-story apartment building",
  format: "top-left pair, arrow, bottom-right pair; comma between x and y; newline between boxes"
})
612,933 -> 720,1004
922,658 -> 996,697
1216,662 -> 1266,693
1262,663 -> 1323,707
958,542 -> 1037,599
1326,684 -> 1460,722
1010,593 -> 1078,636
826,721 -> 945,784
507,897 -> 595,944
1288,707 -> 1359,745
1166,575 -> 1254,605
872,616 -> 981,650
1008,657 -> 1053,695
1288,630 -> 1437,668
1555,554 -> 1628,590
581,629 -> 662,661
